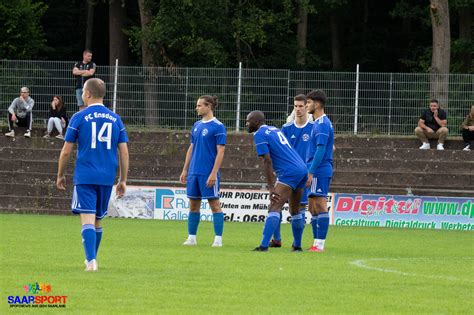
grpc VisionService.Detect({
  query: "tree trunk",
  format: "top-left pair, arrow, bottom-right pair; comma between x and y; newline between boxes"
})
138,0 -> 155,67
233,0 -> 243,63
85,0 -> 94,50
458,7 -> 472,72
296,3 -> 307,66
138,0 -> 159,127
330,14 -> 341,70
429,0 -> 450,106
109,0 -> 129,66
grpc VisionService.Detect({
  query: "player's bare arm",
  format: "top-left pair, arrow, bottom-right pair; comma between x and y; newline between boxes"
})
116,142 -> 129,198
261,153 -> 278,202
180,144 -> 193,184
206,145 -> 225,187
56,142 -> 74,190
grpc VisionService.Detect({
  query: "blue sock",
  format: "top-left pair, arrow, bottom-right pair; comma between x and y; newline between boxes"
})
213,212 -> 224,236
317,212 -> 330,240
291,213 -> 304,248
301,209 -> 306,233
272,212 -> 282,241
95,227 -> 103,255
261,212 -> 280,248
188,212 -> 200,235
311,215 -> 318,239
81,224 -> 96,262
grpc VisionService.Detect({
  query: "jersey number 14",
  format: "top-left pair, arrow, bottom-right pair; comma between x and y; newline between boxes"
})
91,122 -> 112,150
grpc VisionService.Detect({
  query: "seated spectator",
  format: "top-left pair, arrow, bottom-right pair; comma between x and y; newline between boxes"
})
414,99 -> 448,150
461,105 -> 474,151
44,95 -> 68,139
5,87 -> 34,138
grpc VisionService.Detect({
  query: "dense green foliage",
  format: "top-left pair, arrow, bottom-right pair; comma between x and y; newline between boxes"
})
1,214 -> 473,313
0,0 -> 472,72
0,0 -> 49,59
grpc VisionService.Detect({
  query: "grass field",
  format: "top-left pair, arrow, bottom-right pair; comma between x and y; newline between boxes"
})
1,214 -> 473,314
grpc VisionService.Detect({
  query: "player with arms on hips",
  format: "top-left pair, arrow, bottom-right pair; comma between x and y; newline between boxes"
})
246,111 -> 307,252
180,95 -> 226,247
270,94 -> 313,248
305,90 -> 334,252
56,78 -> 129,271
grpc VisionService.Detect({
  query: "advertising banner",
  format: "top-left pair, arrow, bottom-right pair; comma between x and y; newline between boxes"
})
108,186 -> 334,224
333,193 -> 474,231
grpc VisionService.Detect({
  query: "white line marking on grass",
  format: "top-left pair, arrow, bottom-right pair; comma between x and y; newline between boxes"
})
350,257 -> 473,283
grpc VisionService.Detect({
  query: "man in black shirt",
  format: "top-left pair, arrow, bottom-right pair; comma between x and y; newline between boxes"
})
414,99 -> 448,150
72,50 -> 96,111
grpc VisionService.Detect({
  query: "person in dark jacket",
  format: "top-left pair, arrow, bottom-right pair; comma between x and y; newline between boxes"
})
44,95 -> 68,139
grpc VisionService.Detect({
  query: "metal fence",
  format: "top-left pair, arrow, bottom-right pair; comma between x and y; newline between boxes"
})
0,60 -> 472,135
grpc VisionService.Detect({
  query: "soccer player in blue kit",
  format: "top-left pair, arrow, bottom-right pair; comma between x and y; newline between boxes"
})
246,110 -> 307,252
305,90 -> 334,252
180,95 -> 226,247
270,94 -> 314,248
56,78 -> 129,271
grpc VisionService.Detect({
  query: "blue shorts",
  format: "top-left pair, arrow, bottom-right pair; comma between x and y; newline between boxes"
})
277,170 -> 307,191
186,175 -> 220,200
75,88 -> 84,106
72,184 -> 113,220
308,177 -> 332,198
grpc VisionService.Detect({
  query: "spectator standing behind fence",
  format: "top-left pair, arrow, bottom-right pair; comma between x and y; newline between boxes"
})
461,106 -> 474,151
44,95 -> 68,139
72,50 -> 96,111
415,99 -> 448,150
5,87 -> 34,138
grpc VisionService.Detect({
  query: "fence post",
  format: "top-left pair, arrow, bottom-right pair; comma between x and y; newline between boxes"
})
388,73 -> 393,135
112,58 -> 118,113
184,68 -> 189,129
286,70 -> 291,116
236,62 -> 242,132
354,64 -> 359,135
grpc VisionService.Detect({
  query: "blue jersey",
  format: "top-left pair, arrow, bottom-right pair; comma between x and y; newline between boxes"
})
281,120 -> 314,161
253,125 -> 306,178
306,114 -> 334,177
188,118 -> 226,176
65,104 -> 128,186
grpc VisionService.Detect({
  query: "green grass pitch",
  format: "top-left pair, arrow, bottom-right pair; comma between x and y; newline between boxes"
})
1,214 -> 473,314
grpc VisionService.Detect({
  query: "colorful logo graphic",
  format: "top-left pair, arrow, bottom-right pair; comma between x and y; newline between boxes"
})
335,195 -> 421,216
302,133 -> 310,141
156,189 -> 175,209
8,282 -> 67,308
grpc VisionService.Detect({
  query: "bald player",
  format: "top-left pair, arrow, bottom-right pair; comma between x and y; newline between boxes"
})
246,111 -> 307,251
57,78 -> 129,271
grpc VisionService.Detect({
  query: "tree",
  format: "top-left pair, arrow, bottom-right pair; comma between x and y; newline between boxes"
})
137,0 -> 158,67
457,5 -> 471,72
137,0 -> 159,126
109,0 -> 129,66
296,0 -> 308,67
0,0 -> 48,59
451,0 -> 473,73
429,0 -> 450,104
85,0 -> 95,50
